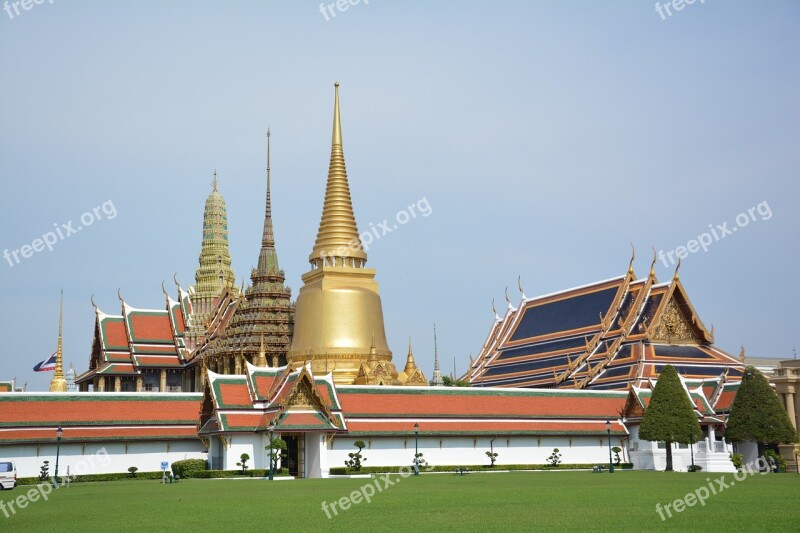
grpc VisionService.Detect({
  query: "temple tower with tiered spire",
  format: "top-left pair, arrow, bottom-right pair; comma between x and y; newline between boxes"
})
49,291 -> 68,392
187,172 -> 237,349
430,324 -> 444,386
198,131 -> 295,371
288,83 -> 399,384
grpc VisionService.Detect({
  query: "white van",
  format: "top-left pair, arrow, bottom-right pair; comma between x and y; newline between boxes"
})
0,461 -> 16,490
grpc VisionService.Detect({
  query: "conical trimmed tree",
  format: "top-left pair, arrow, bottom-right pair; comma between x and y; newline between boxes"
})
639,365 -> 702,471
725,366 -> 797,456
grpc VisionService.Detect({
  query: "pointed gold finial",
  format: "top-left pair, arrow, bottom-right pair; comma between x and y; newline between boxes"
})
650,246 -> 657,278
117,288 -> 124,303
332,82 -> 342,146
309,82 -> 366,265
90,294 -> 98,311
173,273 -> 181,289
492,298 -> 498,317
212,169 -> 218,192
628,243 -> 636,276
673,257 -> 681,280
518,276 -> 526,299
739,345 -> 745,362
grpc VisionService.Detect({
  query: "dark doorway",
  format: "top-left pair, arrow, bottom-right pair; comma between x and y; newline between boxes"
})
283,435 -> 304,478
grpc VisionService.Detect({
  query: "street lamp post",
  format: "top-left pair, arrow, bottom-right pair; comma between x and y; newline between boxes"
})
54,425 -> 63,487
413,422 -> 419,476
268,421 -> 275,481
605,420 -> 614,474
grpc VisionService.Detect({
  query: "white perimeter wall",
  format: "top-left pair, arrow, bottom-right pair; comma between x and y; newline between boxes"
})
327,435 -> 626,471
1,440 -> 207,478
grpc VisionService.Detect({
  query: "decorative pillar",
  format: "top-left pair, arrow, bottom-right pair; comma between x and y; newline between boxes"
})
114,376 -> 121,392
223,357 -> 230,375
136,376 -> 143,392
785,388 -> 796,430
160,369 -> 167,392
97,377 -> 105,392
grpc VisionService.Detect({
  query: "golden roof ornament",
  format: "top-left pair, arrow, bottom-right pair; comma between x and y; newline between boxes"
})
404,337 -> 417,373
628,243 -> 635,276
650,247 -> 658,279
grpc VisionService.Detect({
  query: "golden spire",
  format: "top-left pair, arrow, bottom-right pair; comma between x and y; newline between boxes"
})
739,345 -> 746,363
404,337 -> 417,373
309,82 -> 367,265
262,129 -> 275,249
49,290 -> 67,392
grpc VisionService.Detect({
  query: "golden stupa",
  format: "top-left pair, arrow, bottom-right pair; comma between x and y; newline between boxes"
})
288,83 -> 400,384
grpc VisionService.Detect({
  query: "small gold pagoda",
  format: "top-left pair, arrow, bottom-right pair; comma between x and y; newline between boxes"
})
288,83 -> 400,384
49,291 -> 68,393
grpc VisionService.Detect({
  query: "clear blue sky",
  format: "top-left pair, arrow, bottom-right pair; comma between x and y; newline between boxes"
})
2,1 -> 798,390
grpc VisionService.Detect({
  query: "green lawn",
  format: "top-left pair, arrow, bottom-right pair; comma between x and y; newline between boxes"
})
2,471 -> 798,531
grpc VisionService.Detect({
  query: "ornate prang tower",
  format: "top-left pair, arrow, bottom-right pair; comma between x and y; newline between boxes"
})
201,130 -> 295,370
188,172 -> 237,349
288,83 -> 399,384
49,291 -> 68,392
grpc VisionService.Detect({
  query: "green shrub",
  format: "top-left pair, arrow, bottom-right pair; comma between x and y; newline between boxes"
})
39,460 -> 50,481
171,459 -> 208,479
730,453 -> 744,469
127,466 -> 139,478
764,449 -> 787,472
547,448 -> 562,467
329,463 -> 634,475
193,468 -> 289,479
345,440 -> 367,471
17,471 -> 165,485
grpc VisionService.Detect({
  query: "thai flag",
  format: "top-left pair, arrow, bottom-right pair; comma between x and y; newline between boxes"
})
33,353 -> 57,372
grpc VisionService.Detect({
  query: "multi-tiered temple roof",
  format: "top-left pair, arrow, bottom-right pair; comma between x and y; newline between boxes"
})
75,287 -> 194,390
469,256 -> 744,390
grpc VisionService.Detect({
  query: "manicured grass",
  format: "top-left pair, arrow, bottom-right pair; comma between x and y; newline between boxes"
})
2,471 -> 798,531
